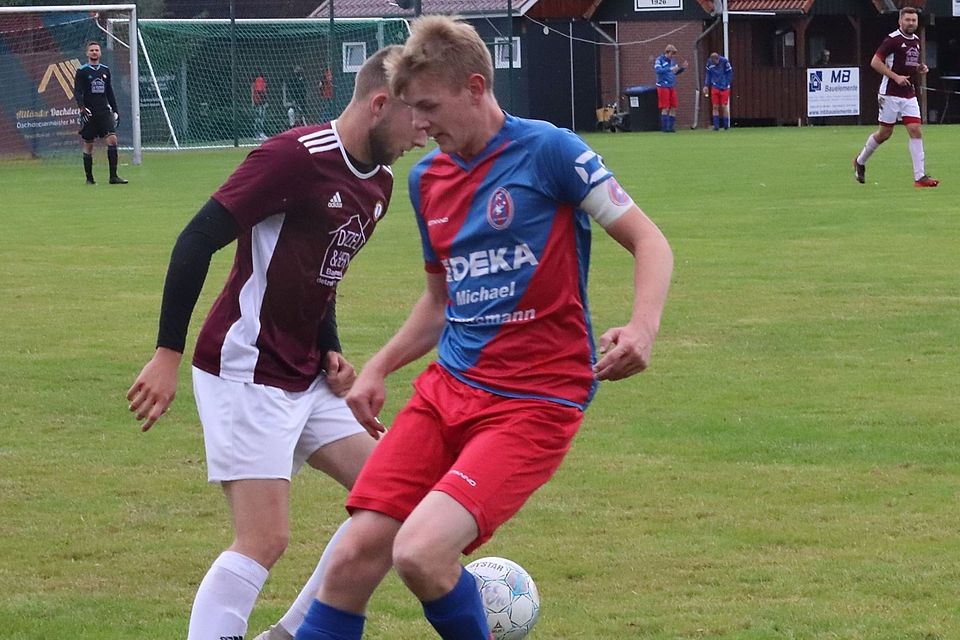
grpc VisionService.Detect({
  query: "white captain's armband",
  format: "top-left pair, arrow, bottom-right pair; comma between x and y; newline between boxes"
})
579,177 -> 634,228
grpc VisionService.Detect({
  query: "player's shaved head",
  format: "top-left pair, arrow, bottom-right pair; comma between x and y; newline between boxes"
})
351,44 -> 402,100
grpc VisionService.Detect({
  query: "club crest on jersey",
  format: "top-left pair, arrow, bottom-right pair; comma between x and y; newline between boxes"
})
486,187 -> 514,230
606,178 -> 630,207
316,214 -> 369,286
373,200 -> 384,221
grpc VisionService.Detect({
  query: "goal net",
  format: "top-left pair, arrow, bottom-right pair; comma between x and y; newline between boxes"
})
131,18 -> 410,150
0,4 -> 140,163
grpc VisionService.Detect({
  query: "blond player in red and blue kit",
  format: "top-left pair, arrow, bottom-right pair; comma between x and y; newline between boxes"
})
293,16 -> 673,640
853,6 -> 938,187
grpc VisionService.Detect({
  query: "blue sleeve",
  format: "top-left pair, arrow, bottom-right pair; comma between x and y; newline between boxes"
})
407,158 -> 438,265
540,127 -> 612,206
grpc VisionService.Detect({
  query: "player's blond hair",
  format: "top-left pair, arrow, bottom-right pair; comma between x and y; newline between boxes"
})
387,16 -> 494,96
352,44 -> 402,100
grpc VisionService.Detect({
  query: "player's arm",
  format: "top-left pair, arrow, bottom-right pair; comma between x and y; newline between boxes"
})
871,53 -> 910,86
345,271 -> 448,438
318,298 -> 357,398
127,199 -> 239,431
105,68 -> 119,116
74,69 -> 90,118
593,205 -> 673,381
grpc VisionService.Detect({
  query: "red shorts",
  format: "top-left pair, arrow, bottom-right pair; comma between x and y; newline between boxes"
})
710,87 -> 730,106
657,87 -> 678,110
347,362 -> 583,554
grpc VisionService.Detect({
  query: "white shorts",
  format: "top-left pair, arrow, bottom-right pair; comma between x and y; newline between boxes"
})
877,94 -> 920,125
192,366 -> 365,483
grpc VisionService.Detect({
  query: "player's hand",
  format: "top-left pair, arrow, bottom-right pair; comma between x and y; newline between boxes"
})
918,64 -> 929,75
681,60 -> 689,69
702,87 -> 710,98
345,368 -> 388,440
127,347 -> 182,432
593,325 -> 655,381
113,111 -> 120,125
324,351 -> 356,397
895,73 -> 911,86
79,107 -> 92,126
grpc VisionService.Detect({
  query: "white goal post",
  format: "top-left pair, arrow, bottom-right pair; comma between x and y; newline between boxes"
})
0,4 -> 142,164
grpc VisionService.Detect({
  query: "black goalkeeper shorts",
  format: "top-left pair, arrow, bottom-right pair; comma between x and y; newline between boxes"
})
79,111 -> 116,141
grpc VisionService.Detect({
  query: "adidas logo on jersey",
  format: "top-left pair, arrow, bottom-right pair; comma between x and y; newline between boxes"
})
328,192 -> 343,209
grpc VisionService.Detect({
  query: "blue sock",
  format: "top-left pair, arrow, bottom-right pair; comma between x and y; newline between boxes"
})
422,567 -> 490,640
668,115 -> 676,131
713,115 -> 720,130
660,114 -> 668,131
294,600 -> 364,640
724,116 -> 731,129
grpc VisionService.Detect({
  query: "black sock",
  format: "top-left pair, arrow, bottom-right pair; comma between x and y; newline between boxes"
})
107,146 -> 118,178
83,153 -> 93,180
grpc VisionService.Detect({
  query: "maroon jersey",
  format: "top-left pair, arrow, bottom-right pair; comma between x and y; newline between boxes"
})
875,29 -> 922,99
193,122 -> 393,391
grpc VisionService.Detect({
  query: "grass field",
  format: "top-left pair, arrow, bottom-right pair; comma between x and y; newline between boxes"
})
1,125 -> 959,639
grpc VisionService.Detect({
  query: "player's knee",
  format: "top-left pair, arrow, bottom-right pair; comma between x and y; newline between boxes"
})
392,532 -> 452,585
392,542 -> 433,587
237,529 -> 288,567
324,533 -> 391,589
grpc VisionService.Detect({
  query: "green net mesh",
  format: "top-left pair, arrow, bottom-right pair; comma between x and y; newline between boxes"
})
133,18 -> 410,149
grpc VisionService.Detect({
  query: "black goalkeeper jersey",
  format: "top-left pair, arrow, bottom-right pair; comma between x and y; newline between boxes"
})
74,64 -> 118,115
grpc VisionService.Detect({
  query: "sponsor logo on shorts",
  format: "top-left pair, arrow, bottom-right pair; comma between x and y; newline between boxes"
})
450,469 -> 477,487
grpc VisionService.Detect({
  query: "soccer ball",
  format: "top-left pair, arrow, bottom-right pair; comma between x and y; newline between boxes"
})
466,556 -> 541,640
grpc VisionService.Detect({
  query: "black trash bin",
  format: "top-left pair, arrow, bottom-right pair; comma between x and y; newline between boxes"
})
623,85 -> 659,132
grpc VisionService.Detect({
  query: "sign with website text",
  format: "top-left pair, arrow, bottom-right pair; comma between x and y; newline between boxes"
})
807,67 -> 860,117
635,0 -> 682,11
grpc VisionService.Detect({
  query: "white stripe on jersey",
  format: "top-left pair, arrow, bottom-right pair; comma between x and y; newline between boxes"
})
218,213 -> 285,382
299,129 -> 339,154
297,129 -> 335,143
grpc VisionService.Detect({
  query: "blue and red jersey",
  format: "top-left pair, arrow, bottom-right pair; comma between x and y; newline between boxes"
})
409,114 -> 619,410
654,54 -> 684,88
704,56 -> 733,90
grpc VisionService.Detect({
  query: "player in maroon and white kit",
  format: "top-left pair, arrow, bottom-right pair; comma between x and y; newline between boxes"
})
853,6 -> 939,187
126,46 -> 426,640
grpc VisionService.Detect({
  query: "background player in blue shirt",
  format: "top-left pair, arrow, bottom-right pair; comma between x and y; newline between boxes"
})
654,44 -> 688,132
702,52 -> 733,130
292,15 -> 673,640
73,41 -> 126,184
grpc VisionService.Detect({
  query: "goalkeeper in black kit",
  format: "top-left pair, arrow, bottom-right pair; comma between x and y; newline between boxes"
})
74,40 -> 127,184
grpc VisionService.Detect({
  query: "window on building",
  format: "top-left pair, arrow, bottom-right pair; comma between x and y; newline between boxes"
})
774,28 -> 796,68
342,42 -> 367,73
494,36 -> 521,69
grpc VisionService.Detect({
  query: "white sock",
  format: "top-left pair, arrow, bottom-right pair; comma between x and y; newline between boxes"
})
277,518 -> 352,635
187,550 -> 269,640
856,133 -> 880,165
908,137 -> 925,180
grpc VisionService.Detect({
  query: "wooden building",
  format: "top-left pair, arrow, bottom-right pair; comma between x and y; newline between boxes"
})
313,0 -> 960,129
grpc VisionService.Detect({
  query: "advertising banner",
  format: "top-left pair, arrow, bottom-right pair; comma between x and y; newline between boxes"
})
807,67 -> 860,117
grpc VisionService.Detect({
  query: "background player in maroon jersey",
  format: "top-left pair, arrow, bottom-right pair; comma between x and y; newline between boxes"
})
126,45 -> 425,640
853,6 -> 938,187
